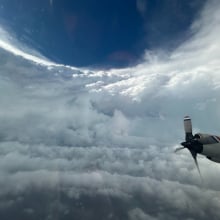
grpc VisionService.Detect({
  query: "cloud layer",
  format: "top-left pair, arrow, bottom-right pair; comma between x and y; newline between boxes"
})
1,0 -> 220,219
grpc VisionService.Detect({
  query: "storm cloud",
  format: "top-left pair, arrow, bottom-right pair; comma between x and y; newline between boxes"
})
0,0 -> 220,219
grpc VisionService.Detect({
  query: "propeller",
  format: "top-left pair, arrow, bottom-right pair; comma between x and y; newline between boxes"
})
175,116 -> 203,178
189,149 -> 202,179
183,115 -> 193,142
174,146 -> 185,153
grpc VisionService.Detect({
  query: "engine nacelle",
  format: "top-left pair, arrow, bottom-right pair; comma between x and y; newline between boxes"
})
207,156 -> 220,163
194,133 -> 220,145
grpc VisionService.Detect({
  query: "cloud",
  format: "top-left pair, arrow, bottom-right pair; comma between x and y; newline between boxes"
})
136,0 -> 147,18
0,25 -> 81,71
0,0 -> 220,219
49,0 -> 53,7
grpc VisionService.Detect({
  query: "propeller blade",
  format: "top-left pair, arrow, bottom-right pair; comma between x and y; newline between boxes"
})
189,149 -> 203,181
184,116 -> 193,141
174,146 -> 185,153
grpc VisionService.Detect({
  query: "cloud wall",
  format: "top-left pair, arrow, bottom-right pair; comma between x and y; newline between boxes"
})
0,0 -> 220,219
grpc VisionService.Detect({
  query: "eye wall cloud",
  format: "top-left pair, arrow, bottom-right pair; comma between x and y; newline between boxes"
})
0,0 -> 220,219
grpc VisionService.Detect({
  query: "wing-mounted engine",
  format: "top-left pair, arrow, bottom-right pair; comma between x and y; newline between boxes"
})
207,156 -> 220,163
176,116 -> 220,171
175,116 -> 203,176
194,133 -> 220,144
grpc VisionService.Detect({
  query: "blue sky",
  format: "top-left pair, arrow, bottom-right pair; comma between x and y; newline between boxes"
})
0,0 -> 206,68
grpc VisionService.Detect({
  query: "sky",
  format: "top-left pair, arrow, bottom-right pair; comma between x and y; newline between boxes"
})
1,0 -> 220,220
0,0 -> 206,68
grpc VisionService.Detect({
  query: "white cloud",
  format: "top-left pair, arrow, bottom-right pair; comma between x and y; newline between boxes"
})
0,0 -> 220,219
